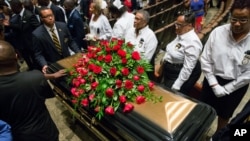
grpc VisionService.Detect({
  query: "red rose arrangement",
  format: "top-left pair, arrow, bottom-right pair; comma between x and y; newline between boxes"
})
68,38 -> 162,120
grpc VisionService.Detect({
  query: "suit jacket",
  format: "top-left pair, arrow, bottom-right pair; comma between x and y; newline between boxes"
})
67,9 -> 87,49
32,22 -> 80,68
6,9 -> 40,51
50,3 -> 65,22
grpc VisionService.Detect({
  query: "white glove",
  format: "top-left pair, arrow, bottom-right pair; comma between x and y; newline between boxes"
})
212,85 -> 229,98
171,84 -> 180,92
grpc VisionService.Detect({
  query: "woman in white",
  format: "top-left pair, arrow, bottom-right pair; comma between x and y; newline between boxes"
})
87,0 -> 112,40
108,0 -> 135,39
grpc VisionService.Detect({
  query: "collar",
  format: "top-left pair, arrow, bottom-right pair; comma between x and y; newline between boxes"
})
69,8 -> 76,18
44,23 -> 57,32
19,8 -> 25,18
135,25 -> 149,36
177,29 -> 195,40
48,1 -> 52,8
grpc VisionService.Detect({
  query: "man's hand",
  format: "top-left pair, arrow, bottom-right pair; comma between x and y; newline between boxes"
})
44,69 -> 66,79
42,65 -> 48,74
212,84 -> 229,98
53,69 -> 67,79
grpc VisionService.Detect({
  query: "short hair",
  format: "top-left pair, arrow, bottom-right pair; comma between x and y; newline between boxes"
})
136,10 -> 150,24
231,0 -> 250,12
38,6 -> 52,17
176,10 -> 195,25
108,5 -> 127,18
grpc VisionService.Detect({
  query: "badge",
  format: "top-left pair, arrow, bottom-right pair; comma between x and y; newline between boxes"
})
175,43 -> 182,50
242,50 -> 250,65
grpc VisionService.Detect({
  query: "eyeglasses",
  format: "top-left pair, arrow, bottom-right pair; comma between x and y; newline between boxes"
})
230,17 -> 249,24
174,22 -> 188,28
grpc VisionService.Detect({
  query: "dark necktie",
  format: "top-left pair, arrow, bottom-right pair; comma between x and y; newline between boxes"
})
50,28 -> 62,55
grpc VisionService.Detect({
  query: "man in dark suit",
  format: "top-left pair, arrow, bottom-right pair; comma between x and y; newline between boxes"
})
32,7 -> 80,73
38,0 -> 65,22
64,0 -> 87,50
4,0 -> 40,70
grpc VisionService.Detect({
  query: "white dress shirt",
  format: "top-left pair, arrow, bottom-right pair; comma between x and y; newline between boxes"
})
112,11 -> 135,39
125,25 -> 158,62
89,14 -> 112,40
200,24 -> 250,93
163,29 -> 203,89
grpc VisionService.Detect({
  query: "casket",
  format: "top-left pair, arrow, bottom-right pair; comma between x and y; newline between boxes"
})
48,53 -> 216,141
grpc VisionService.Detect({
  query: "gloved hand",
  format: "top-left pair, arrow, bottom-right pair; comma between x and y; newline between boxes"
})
212,85 -> 229,98
171,84 -> 180,92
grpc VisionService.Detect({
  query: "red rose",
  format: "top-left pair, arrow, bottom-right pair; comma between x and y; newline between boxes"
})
117,49 -> 126,58
97,55 -> 104,61
148,81 -> 154,90
121,67 -> 129,76
117,39 -> 124,45
77,68 -> 88,76
137,85 -> 145,92
132,51 -> 141,60
116,79 -> 122,88
124,80 -> 133,90
136,95 -> 146,104
123,103 -> 134,113
136,66 -> 144,74
71,87 -> 78,97
113,44 -> 121,51
105,47 -> 112,53
81,98 -> 89,107
72,78 -> 81,87
105,88 -> 114,98
105,54 -> 112,63
91,82 -> 98,90
110,67 -> 117,76
119,95 -> 126,103
121,58 -> 127,64
133,75 -> 140,81
105,106 -> 115,115
93,65 -> 102,74
100,40 -> 109,46
88,63 -> 95,71
127,42 -> 134,48
89,93 -> 95,101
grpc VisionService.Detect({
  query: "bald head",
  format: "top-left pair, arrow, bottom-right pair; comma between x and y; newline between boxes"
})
0,41 -> 17,66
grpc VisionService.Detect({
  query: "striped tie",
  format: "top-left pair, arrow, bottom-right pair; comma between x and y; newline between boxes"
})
50,28 -> 62,55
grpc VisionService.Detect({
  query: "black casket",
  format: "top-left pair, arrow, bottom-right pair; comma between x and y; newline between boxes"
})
48,53 -> 216,141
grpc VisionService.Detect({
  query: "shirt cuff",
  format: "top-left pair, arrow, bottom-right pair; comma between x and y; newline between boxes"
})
224,83 -> 234,94
206,75 -> 218,86
173,79 -> 184,90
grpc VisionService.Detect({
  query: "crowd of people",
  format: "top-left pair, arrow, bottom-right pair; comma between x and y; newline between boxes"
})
0,0 -> 249,140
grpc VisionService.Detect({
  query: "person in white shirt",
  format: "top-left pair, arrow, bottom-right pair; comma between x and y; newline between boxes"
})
159,11 -> 202,95
109,0 -> 134,39
125,10 -> 158,62
87,0 -> 112,40
200,0 -> 250,134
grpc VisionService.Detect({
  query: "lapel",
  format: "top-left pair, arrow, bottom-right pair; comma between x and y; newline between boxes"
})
55,23 -> 64,48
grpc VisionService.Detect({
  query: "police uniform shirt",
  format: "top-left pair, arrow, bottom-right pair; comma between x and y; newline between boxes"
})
163,29 -> 202,88
200,24 -> 250,93
112,11 -> 135,39
125,25 -> 158,62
